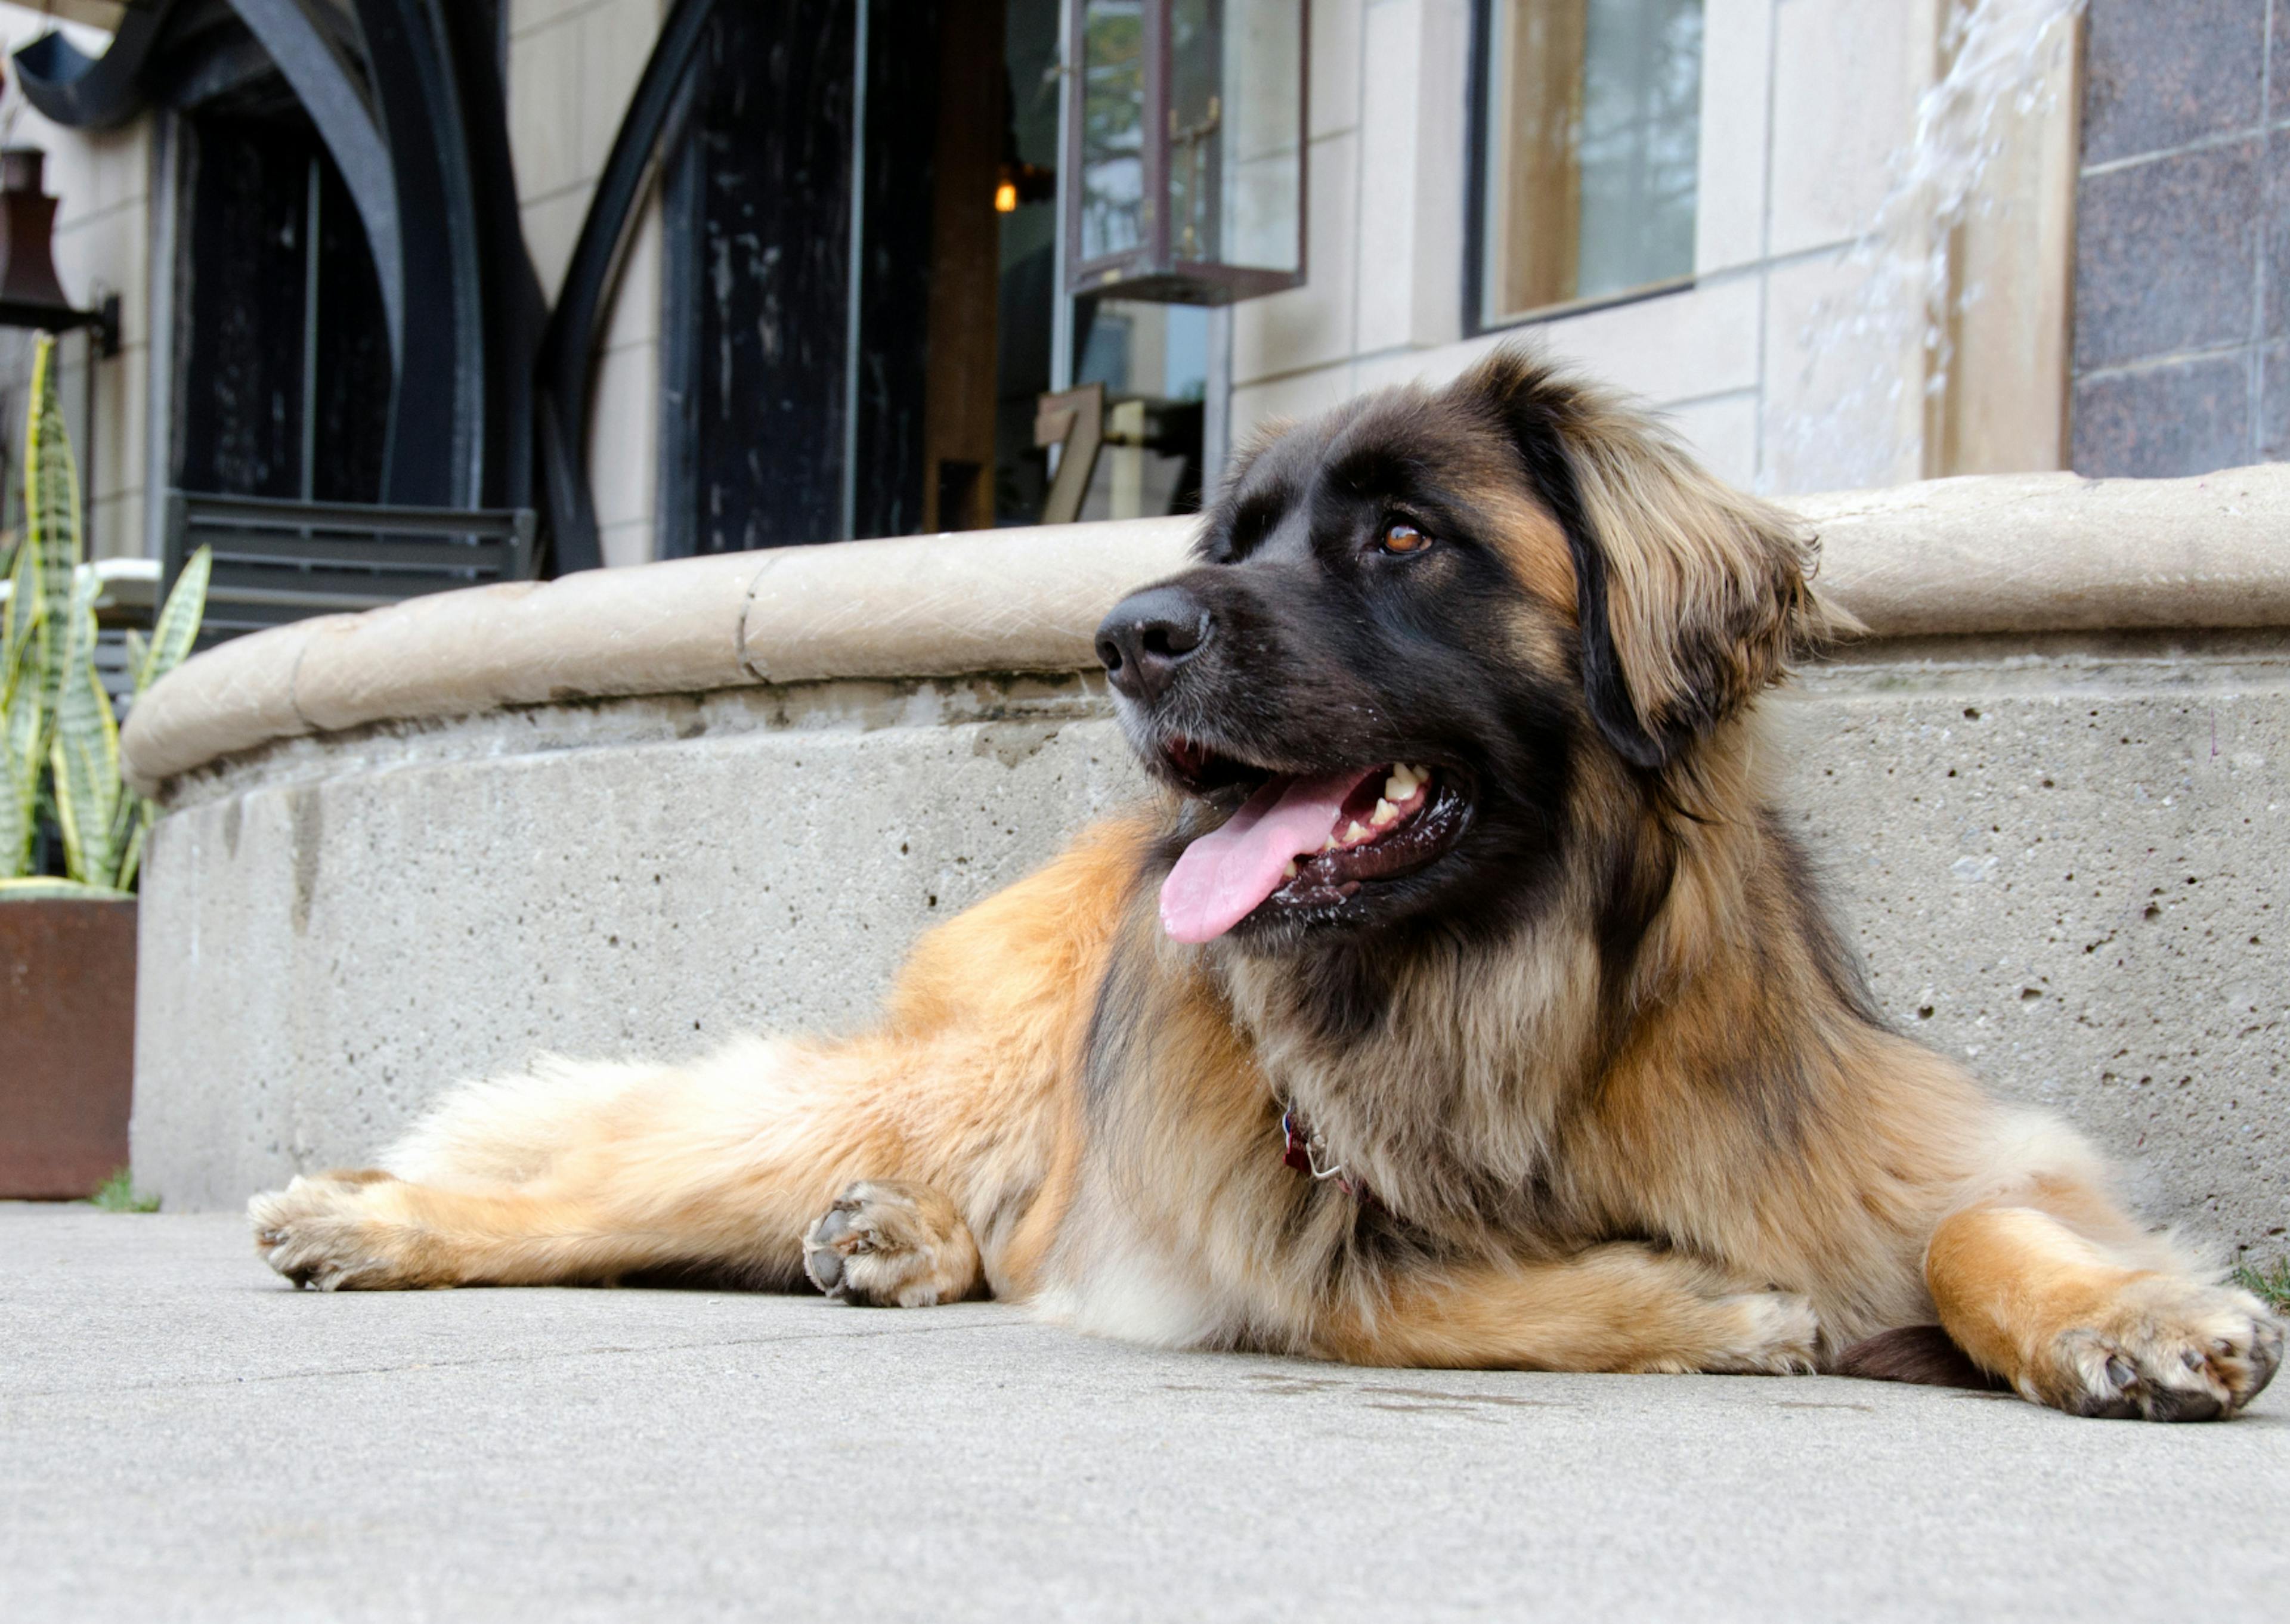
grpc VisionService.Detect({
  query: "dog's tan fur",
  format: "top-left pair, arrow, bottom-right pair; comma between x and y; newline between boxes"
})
251,355 -> 2280,1420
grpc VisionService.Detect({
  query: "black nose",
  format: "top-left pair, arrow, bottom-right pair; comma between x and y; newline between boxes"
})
1096,584 -> 1213,705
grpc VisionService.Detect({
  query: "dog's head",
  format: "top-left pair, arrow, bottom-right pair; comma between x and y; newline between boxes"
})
1096,349 -> 1834,950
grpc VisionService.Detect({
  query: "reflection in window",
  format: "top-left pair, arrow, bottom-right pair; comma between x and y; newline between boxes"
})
1079,0 -> 1146,261
1168,0 -> 1224,264
1480,0 -> 1703,325
994,0 -> 1067,523
1174,0 -> 1304,275
1072,297 -> 1208,520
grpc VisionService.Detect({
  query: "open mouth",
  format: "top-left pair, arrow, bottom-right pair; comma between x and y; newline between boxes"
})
1156,749 -> 1471,943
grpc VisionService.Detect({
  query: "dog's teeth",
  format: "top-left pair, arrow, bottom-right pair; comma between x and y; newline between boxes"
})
1283,861 -> 1298,879
1370,798 -> 1398,828
1344,821 -> 1369,844
1385,770 -> 1415,802
1322,835 -> 1339,851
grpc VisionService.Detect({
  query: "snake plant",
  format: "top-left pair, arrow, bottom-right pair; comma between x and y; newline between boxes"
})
1,334 -> 210,901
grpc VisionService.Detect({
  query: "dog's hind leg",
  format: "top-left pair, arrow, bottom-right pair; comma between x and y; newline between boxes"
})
1926,1186 -> 2281,1420
251,1169 -> 796,1291
1920,1110 -> 2282,1420
249,1033 -> 1025,1293
247,823 -> 1138,1296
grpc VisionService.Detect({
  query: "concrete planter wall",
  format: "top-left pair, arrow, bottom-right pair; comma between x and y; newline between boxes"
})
1,898 -> 137,1198
121,473 -> 2290,1259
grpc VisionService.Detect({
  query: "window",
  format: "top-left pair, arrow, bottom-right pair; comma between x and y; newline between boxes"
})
174,113 -> 392,504
991,0 -> 1066,525
660,0 -> 1098,550
1069,297 -> 1208,519
1472,0 -> 1704,328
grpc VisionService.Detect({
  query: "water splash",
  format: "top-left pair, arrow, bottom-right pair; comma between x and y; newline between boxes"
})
1765,0 -> 2086,495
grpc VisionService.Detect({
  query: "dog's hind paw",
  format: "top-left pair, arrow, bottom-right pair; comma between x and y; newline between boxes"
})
800,1180 -> 984,1308
2028,1280 -> 2282,1421
249,1172 -> 407,1291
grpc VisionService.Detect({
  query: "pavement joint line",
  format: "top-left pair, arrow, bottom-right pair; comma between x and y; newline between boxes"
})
9,1312 -> 1052,1401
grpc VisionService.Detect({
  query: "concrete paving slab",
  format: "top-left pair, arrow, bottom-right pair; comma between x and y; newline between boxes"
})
4,1205 -> 2283,1622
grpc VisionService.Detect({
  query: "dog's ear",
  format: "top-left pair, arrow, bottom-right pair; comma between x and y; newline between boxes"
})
1193,417 -> 1296,562
1469,351 -> 1844,769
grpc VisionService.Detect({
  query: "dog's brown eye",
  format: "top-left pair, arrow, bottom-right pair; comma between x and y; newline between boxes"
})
1380,523 -> 1432,556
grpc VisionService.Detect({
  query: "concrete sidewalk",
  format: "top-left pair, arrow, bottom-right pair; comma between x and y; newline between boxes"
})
4,1206 -> 2283,1622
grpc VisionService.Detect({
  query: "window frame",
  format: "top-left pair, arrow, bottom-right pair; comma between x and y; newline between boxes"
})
1461,0 -> 1701,340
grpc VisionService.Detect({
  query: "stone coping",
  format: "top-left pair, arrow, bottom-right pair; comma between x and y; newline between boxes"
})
120,466 -> 2290,794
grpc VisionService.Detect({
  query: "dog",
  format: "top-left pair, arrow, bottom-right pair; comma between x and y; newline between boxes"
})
249,351 -> 2282,1420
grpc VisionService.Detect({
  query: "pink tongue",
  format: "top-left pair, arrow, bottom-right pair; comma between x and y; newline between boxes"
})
1159,768 -> 1378,944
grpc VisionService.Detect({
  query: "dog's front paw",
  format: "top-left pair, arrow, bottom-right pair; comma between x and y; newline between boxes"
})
249,1173 -> 408,1291
800,1180 -> 982,1308
1701,1291 -> 1822,1375
1620,1290 -> 1821,1375
2027,1279 -> 2282,1421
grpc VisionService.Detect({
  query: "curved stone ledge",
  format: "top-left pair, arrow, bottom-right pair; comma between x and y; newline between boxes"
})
121,516 -> 1194,794
120,467 -> 2290,793
1800,466 -> 2290,637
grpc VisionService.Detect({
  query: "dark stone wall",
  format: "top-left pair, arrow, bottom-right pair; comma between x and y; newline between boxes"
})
2070,0 -> 2283,476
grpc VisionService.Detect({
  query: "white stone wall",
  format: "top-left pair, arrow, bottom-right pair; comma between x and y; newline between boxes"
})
0,3 -> 152,561
1231,0 -> 1964,497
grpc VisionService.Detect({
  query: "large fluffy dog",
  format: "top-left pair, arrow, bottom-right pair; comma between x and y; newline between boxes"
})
250,354 -> 2281,1420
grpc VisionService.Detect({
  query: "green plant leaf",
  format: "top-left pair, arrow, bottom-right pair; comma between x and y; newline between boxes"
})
50,678 -> 123,888
1,513 -> 38,712
0,336 -> 190,895
106,775 -> 144,878
141,543 -> 211,692
0,725 -> 36,879
0,876 -> 134,901
2233,1256 -> 2290,1314
23,336 -> 79,762
51,597 -> 123,887
0,418 -> 49,879
114,802 -> 150,892
88,1166 -> 161,1211
3,336 -> 82,881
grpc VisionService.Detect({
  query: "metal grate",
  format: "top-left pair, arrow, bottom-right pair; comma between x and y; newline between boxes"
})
162,491 -> 539,644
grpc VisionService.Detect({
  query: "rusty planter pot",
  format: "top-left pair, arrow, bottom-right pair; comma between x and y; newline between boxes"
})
0,898 -> 137,1198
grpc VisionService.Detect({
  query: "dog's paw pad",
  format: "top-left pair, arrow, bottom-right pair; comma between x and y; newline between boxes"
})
800,1180 -> 979,1309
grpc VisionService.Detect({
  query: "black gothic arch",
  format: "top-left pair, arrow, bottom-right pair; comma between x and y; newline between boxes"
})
16,0 -> 720,573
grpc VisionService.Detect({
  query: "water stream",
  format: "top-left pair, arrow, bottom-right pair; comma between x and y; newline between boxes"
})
1764,0 -> 2087,494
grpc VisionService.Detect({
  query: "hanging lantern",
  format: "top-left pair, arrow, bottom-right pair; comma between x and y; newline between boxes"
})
1064,0 -> 1307,305
0,148 -> 117,351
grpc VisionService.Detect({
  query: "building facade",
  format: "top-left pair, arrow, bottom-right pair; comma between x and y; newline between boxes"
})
0,1 -> 2273,573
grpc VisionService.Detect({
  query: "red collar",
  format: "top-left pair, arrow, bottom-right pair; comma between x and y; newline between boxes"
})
1281,1107 -> 1375,1205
